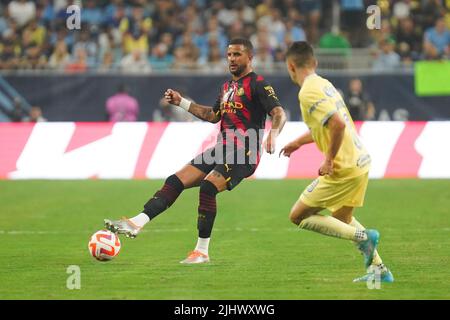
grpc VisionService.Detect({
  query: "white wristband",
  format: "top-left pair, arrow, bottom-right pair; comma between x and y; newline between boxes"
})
179,97 -> 192,111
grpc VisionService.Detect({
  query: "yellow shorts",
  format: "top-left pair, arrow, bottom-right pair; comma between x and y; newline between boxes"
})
300,172 -> 369,212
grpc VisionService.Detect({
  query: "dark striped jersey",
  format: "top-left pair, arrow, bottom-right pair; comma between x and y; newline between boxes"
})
212,71 -> 282,157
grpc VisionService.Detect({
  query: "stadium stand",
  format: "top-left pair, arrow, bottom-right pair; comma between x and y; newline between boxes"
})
0,0 -> 448,73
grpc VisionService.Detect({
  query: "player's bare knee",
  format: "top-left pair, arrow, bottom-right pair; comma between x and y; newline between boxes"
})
174,173 -> 189,188
289,210 -> 305,225
289,215 -> 301,225
175,165 -> 205,188
205,170 -> 227,192
199,179 -> 219,195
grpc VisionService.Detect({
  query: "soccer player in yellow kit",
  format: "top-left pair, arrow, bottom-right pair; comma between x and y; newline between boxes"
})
280,41 -> 393,283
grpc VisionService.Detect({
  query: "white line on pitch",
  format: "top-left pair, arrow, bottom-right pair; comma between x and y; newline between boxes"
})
0,228 -> 299,235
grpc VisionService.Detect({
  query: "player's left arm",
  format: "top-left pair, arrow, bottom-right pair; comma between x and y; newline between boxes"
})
255,80 -> 286,154
265,106 -> 287,154
319,113 -> 346,176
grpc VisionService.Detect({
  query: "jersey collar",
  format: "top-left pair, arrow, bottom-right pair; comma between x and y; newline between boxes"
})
232,71 -> 254,83
304,73 -> 318,82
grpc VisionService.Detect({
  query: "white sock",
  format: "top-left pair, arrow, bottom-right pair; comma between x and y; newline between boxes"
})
129,213 -> 150,228
195,237 -> 210,256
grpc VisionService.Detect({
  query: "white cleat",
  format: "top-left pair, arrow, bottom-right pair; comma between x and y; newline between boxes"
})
180,250 -> 210,264
104,217 -> 141,239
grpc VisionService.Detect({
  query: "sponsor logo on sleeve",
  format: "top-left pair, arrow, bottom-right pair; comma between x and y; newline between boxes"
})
264,86 -> 279,100
323,86 -> 336,97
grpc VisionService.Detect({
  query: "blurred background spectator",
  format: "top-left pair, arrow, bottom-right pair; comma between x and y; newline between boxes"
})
149,42 -> 173,71
120,48 -> 151,73
48,39 -> 70,69
423,17 -> 450,59
372,37 -> 402,71
65,46 -> 88,72
24,105 -> 47,122
106,83 -> 139,121
344,78 -> 376,121
395,17 -> 423,63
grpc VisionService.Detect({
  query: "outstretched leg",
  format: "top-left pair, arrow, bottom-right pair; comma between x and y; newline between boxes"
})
105,165 -> 206,238
290,200 -> 366,241
141,165 -> 206,220
289,200 -> 379,268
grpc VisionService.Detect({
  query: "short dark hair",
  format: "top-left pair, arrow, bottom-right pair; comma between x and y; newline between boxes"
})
228,38 -> 254,54
286,41 -> 315,68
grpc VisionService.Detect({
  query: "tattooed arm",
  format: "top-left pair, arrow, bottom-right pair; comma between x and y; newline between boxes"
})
187,102 -> 221,123
264,106 -> 287,154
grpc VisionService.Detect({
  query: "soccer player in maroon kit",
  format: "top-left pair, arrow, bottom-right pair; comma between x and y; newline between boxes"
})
105,38 -> 286,264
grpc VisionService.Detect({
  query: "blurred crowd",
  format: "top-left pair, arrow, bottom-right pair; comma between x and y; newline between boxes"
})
0,0 -> 448,73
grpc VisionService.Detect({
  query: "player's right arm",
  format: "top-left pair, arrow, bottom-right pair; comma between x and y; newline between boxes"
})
318,112 -> 345,176
164,88 -> 220,123
187,103 -> 221,123
279,131 -> 314,158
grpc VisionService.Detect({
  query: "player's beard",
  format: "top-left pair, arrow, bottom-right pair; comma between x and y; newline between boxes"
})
229,64 -> 245,77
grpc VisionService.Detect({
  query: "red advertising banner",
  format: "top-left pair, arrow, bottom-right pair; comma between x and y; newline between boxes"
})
1,122 -> 448,179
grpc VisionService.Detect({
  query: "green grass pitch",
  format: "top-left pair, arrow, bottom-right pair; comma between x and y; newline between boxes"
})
0,179 -> 449,300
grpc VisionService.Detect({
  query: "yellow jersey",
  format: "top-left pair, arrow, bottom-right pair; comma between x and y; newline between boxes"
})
299,73 -> 371,179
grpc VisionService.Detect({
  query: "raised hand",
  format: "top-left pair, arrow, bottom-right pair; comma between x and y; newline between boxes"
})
164,89 -> 182,106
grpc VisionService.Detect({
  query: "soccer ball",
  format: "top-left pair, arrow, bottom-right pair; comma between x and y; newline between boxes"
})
88,230 -> 121,261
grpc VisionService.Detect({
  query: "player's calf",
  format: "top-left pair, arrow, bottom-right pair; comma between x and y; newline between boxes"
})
181,179 -> 219,264
103,174 -> 185,238
142,174 -> 185,220
197,180 -> 219,239
331,207 -> 354,224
